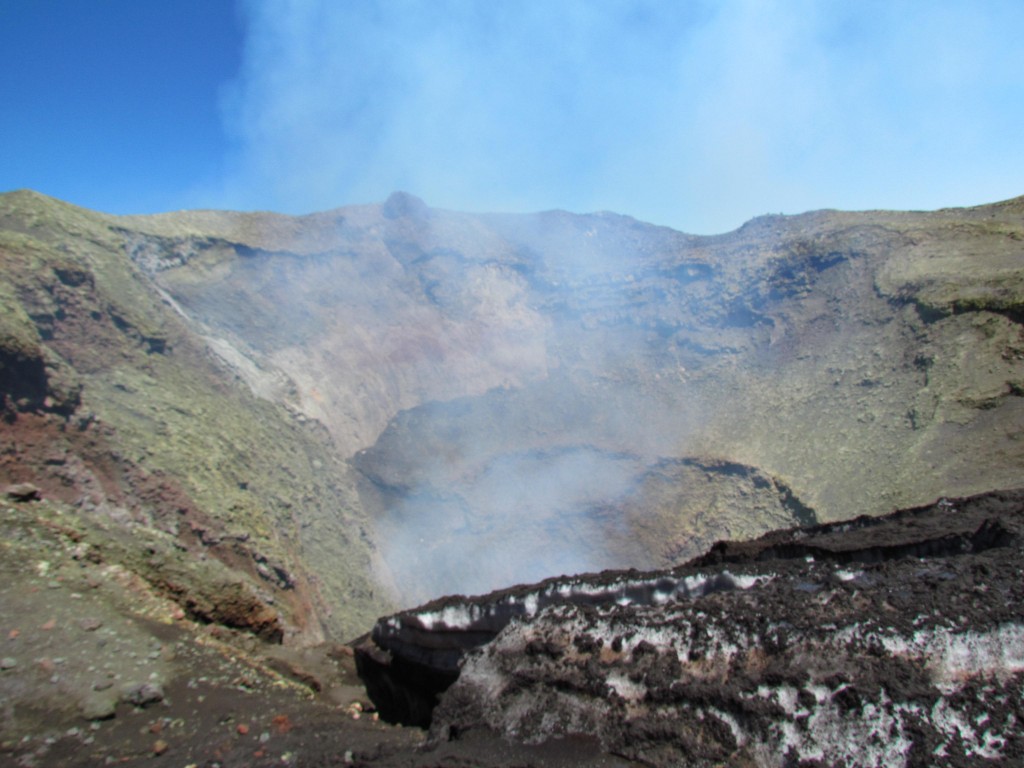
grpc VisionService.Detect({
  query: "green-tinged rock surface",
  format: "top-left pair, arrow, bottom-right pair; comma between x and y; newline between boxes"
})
0,190 -> 387,644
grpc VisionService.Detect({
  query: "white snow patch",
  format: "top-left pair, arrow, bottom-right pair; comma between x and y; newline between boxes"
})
606,671 -> 645,701
403,570 -> 776,637
456,600 -> 1024,768
765,693 -> 916,768
976,730 -> 1007,759
929,698 -> 1008,759
877,623 -> 1024,684
756,685 -> 800,715
806,683 -> 847,704
521,593 -> 539,617
414,604 -> 478,631
731,572 -> 770,589
931,698 -> 978,744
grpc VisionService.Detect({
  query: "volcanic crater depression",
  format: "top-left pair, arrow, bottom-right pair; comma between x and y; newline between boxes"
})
5,189 -> 1024,618
2,189 -> 1024,765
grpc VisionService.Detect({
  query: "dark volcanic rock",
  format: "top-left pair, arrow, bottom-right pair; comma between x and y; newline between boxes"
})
358,489 -> 1024,766
4,482 -> 41,501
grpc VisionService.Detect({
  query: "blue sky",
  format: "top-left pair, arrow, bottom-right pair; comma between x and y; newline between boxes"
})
2,1 -> 1023,234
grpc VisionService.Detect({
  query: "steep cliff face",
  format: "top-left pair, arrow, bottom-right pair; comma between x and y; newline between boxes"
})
2,189 -> 1023,624
0,191 -> 386,643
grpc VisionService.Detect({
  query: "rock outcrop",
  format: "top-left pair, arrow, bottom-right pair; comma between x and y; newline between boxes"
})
358,488 -> 1024,767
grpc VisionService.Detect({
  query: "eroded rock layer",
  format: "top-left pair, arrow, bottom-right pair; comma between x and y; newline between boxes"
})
359,489 -> 1024,766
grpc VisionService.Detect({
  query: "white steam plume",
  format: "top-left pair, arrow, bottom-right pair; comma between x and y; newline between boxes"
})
217,0 -> 1024,234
